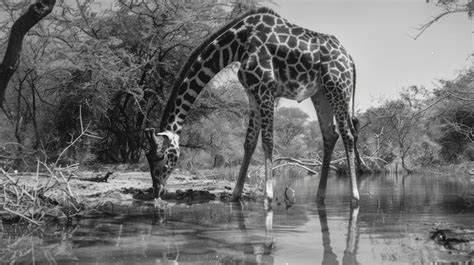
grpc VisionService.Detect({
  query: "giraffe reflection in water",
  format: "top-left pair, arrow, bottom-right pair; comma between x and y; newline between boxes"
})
136,201 -> 275,264
317,203 -> 360,265
226,202 -> 275,264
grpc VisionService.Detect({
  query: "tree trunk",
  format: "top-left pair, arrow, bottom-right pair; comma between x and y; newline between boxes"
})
0,0 -> 56,107
400,145 -> 412,174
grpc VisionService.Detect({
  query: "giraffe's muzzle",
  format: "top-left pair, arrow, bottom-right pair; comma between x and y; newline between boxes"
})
146,149 -> 168,199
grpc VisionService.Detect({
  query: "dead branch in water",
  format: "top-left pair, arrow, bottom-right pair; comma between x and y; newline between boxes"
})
273,162 -> 318,175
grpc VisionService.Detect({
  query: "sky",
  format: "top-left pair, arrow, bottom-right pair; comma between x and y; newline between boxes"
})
266,0 -> 472,119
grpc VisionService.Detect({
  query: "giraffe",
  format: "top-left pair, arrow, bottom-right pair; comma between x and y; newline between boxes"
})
145,7 -> 360,206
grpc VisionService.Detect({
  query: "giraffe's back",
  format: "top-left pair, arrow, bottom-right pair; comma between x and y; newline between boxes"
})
239,11 -> 353,103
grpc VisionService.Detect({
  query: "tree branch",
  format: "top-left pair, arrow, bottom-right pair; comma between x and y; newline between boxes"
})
0,0 -> 56,108
411,9 -> 467,40
274,156 -> 338,171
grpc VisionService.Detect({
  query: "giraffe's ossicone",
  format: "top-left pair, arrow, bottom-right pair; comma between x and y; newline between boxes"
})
146,7 -> 361,205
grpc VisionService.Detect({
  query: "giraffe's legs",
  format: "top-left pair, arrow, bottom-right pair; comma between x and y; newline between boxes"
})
351,117 -> 366,174
333,102 -> 360,205
231,108 -> 261,202
258,95 -> 275,208
311,92 -> 338,203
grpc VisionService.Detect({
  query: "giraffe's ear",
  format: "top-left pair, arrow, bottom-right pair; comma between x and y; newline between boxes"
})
145,128 -> 160,152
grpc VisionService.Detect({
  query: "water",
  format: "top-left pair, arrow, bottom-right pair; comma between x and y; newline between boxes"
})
1,172 -> 474,264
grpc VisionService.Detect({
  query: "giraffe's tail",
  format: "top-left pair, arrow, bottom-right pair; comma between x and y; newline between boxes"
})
349,58 -> 365,173
350,57 -> 356,117
349,58 -> 359,131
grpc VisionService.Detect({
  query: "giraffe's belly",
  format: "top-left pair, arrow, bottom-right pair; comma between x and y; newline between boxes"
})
276,80 -> 321,103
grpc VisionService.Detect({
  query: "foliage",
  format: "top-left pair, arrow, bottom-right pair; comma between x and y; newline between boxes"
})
0,0 -> 259,169
356,70 -> 473,170
432,69 -> 474,162
179,76 -> 249,170
359,86 -> 430,171
273,107 -> 310,158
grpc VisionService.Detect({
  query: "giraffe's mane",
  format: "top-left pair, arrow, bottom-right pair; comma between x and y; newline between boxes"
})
159,7 -> 280,131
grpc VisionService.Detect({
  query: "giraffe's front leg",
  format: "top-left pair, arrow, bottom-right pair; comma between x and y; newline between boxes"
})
316,125 -> 338,203
259,96 -> 275,209
262,141 -> 274,209
231,109 -> 261,202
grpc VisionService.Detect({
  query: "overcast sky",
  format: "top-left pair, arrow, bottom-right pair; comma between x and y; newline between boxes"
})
267,0 -> 472,118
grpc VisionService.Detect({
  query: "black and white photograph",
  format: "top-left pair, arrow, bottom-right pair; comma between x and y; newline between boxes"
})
0,0 -> 473,264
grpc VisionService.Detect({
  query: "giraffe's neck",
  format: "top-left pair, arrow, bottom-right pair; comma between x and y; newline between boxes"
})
159,8 -> 279,136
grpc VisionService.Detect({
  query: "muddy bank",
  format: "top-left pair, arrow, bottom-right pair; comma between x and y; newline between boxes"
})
2,169 -> 262,207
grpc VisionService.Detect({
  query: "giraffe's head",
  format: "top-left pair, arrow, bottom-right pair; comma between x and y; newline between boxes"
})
145,128 -> 180,199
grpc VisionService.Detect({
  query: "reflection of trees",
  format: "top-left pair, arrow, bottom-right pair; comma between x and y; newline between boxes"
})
0,223 -> 78,264
360,174 -> 470,215
317,203 -> 360,265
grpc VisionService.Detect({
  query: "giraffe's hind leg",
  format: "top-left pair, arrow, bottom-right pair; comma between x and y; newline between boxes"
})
332,97 -> 360,205
311,91 -> 339,203
351,117 -> 367,174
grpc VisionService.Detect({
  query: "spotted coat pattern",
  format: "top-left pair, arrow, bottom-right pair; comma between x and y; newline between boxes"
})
146,7 -> 360,205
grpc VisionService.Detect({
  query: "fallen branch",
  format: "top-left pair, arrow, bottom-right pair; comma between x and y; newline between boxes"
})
3,206 -> 41,227
2,168 -> 35,201
274,156 -> 338,171
273,162 -> 318,175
